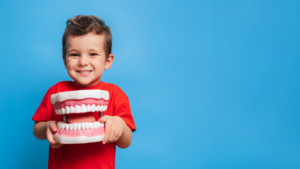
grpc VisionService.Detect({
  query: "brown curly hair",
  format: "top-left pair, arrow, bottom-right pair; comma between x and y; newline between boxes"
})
62,15 -> 112,61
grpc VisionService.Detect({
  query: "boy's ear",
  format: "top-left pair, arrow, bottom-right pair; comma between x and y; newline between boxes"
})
104,54 -> 114,70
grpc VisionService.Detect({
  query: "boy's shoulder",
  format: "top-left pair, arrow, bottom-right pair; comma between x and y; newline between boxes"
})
99,81 -> 124,91
97,82 -> 128,99
47,81 -> 73,92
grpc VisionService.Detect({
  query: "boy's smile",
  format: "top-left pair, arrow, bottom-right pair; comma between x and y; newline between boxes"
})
65,32 -> 114,86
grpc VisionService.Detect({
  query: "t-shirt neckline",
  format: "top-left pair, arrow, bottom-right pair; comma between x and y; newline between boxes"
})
71,81 -> 103,90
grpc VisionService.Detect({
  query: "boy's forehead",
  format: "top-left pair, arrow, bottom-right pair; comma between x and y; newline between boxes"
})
67,32 -> 106,51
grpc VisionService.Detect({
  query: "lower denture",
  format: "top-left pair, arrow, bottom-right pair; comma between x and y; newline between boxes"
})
56,121 -> 104,138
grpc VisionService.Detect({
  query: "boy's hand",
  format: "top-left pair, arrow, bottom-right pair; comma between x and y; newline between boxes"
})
99,115 -> 125,144
46,121 -> 63,148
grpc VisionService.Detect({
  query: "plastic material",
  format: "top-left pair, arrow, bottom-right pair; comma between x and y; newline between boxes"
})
51,90 -> 109,144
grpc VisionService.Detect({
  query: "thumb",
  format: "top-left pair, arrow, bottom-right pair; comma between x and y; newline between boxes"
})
49,121 -> 58,133
99,115 -> 110,123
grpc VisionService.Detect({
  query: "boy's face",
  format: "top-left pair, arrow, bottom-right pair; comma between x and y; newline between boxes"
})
64,32 -> 114,86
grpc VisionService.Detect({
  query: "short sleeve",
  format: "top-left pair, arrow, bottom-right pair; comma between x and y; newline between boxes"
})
32,87 -> 54,122
114,94 -> 136,132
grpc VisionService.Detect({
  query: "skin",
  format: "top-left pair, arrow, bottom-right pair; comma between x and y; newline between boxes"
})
33,32 -> 132,149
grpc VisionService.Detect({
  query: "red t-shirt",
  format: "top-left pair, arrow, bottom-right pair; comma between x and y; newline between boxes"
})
32,81 -> 136,169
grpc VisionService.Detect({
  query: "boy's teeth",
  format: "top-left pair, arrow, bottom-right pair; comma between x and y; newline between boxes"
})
78,71 -> 91,74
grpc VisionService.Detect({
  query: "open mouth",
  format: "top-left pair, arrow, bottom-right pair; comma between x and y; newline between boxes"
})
51,90 -> 109,144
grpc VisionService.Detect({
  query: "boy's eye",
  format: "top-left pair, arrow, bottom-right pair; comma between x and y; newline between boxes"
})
91,53 -> 98,56
70,53 -> 79,56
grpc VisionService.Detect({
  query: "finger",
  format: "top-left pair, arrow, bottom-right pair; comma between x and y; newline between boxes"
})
103,125 -> 111,144
99,115 -> 110,123
51,143 -> 63,149
111,128 -> 122,143
108,128 -> 116,143
113,130 -> 122,142
47,127 -> 58,145
49,122 -> 58,133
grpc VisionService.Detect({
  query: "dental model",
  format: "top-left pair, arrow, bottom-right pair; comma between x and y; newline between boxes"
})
51,90 -> 109,144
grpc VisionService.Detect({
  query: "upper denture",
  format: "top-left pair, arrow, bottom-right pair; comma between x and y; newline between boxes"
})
51,90 -> 109,115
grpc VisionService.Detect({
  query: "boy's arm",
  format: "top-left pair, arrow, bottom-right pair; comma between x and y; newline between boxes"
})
99,116 -> 133,149
33,121 -> 63,148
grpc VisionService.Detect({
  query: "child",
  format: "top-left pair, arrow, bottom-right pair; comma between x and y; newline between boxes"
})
32,15 -> 136,169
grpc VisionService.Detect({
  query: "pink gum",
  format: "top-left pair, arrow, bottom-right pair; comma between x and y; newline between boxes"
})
52,98 -> 108,109
55,127 -> 105,137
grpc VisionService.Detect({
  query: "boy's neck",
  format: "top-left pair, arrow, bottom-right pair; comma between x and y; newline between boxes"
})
74,80 -> 101,87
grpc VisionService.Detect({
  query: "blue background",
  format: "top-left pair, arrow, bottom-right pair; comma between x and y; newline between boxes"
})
0,0 -> 299,168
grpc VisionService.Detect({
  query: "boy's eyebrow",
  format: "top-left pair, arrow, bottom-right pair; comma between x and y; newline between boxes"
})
89,48 -> 100,52
68,49 -> 78,53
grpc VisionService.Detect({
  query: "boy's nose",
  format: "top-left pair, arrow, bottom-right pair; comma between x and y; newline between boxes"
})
79,57 -> 89,66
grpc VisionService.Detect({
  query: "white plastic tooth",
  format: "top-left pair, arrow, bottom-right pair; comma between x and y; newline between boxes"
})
86,123 -> 90,129
90,123 -> 94,129
61,122 -> 66,129
91,104 -> 96,112
57,122 -> 62,129
96,122 -> 101,127
66,124 -> 70,130
62,123 -> 66,129
103,105 -> 107,111
93,122 -> 97,128
78,123 -> 81,130
75,105 -> 81,113
96,105 -> 100,111
81,104 -> 87,113
60,122 -> 64,129
99,123 -> 104,127
66,106 -> 70,114
70,124 -> 74,130
61,108 -> 66,114
70,106 -> 75,113
55,109 -> 58,114
82,123 -> 86,130
74,123 -> 78,130
58,109 -> 62,114
87,105 -> 91,112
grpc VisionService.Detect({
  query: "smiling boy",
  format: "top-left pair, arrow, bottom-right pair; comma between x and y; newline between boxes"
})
32,15 -> 136,169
